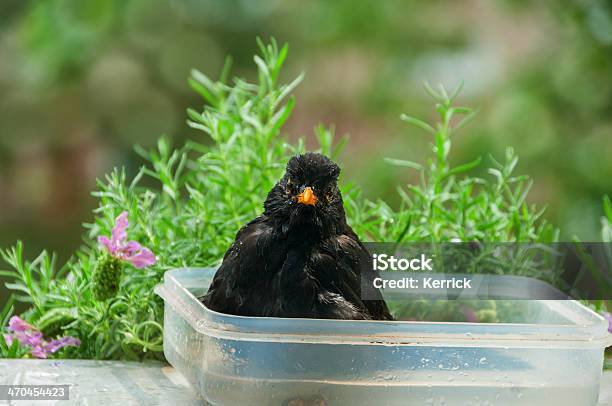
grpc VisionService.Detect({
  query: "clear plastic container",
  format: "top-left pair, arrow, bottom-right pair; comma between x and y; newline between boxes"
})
155,268 -> 612,406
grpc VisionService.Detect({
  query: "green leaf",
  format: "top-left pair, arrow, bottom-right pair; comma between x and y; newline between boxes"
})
449,80 -> 464,103
445,156 -> 482,177
383,157 -> 422,170
423,81 -> 442,101
219,56 -> 233,85
453,108 -> 478,133
1,296 -> 14,330
189,69 -> 217,105
603,195 -> 612,222
269,97 -> 296,136
400,114 -> 435,134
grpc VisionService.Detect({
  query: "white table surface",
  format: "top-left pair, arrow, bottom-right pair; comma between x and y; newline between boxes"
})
0,359 -> 611,405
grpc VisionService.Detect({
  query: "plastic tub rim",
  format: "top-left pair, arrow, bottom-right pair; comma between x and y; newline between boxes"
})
155,268 -> 612,349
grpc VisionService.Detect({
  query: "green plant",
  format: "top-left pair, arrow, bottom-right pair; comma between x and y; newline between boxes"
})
602,195 -> 612,243
356,82 -> 558,244
0,39 -> 309,360
0,39 -> 599,360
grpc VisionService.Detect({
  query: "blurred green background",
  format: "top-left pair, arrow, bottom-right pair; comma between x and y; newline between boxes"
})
0,0 -> 611,275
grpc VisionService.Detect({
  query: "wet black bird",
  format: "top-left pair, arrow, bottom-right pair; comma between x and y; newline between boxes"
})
201,152 -> 392,320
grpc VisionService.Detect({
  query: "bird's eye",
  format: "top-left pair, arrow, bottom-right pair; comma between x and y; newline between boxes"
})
326,191 -> 334,202
285,179 -> 295,194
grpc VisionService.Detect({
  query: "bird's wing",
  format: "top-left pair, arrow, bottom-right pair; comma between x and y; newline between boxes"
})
200,217 -> 278,315
318,232 -> 393,320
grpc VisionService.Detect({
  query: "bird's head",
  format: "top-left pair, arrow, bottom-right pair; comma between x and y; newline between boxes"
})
264,152 -> 346,237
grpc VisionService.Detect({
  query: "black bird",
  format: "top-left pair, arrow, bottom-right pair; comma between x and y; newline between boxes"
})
201,152 -> 393,320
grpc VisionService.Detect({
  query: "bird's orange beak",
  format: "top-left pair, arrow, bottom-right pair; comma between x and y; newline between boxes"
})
297,186 -> 317,206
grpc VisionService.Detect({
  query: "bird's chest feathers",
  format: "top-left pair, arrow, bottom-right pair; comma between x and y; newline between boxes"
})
274,235 -> 339,289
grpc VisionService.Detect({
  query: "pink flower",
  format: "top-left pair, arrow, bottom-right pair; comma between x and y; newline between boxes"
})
98,211 -> 156,268
604,312 -> 612,333
8,316 -> 36,332
4,316 -> 43,348
31,336 -> 81,359
4,316 -> 80,359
